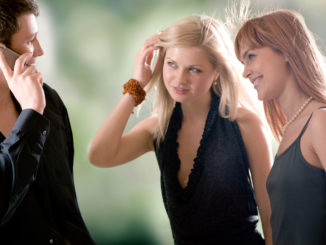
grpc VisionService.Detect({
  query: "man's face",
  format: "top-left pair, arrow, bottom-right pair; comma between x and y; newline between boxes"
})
10,13 -> 43,66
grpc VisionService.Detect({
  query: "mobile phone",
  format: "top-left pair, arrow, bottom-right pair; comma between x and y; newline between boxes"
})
0,43 -> 20,70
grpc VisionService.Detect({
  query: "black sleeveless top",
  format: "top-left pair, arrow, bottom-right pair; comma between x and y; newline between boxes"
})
266,110 -> 326,245
154,92 -> 264,245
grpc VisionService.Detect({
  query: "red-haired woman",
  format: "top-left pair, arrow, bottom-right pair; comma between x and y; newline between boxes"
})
235,9 -> 326,245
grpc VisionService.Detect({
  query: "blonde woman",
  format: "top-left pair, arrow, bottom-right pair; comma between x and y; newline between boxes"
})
89,15 -> 272,244
235,9 -> 326,245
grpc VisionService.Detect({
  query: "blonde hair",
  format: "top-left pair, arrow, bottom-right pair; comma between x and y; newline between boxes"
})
147,15 -> 256,145
235,9 -> 326,142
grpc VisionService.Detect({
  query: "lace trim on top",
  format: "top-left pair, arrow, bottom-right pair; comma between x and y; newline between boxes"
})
163,91 -> 220,203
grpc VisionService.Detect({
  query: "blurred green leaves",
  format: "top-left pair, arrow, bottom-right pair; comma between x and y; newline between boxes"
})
37,0 -> 326,244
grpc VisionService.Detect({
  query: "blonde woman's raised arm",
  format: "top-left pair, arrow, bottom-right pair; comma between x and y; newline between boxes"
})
88,95 -> 157,167
88,35 -> 160,167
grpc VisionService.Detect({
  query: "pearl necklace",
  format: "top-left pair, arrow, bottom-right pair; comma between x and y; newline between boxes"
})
282,96 -> 313,133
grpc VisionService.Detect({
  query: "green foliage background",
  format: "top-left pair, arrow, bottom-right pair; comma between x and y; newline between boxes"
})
35,0 -> 326,244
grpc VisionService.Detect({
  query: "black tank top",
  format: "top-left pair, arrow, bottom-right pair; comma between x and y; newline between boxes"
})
266,109 -> 326,245
154,92 -> 264,244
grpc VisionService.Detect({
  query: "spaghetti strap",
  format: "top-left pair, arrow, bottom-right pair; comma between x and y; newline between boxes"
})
298,106 -> 326,139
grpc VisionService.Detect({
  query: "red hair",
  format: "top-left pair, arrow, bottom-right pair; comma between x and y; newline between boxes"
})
235,9 -> 326,142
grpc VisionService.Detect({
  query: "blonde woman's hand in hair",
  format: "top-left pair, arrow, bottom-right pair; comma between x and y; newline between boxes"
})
0,52 -> 45,115
88,35 -> 160,167
133,34 -> 159,87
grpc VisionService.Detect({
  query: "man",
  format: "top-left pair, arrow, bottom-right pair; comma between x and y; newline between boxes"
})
0,0 -> 95,244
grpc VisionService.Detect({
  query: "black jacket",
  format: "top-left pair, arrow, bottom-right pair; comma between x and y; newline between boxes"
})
0,84 -> 95,244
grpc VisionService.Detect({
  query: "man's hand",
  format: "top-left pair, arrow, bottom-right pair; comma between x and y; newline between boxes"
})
0,51 -> 45,115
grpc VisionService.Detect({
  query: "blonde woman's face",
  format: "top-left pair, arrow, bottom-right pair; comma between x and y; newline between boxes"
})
162,46 -> 218,104
239,45 -> 291,101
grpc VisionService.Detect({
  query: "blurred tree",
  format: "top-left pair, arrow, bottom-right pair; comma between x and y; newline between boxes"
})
37,0 -> 326,244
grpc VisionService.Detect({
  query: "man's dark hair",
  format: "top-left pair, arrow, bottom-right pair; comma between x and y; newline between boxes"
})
0,0 -> 39,46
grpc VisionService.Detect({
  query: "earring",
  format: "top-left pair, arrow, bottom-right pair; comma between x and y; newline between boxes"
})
213,76 -> 220,86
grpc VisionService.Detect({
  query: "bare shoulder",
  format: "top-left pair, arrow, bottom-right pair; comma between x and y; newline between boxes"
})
235,107 -> 270,150
131,116 -> 158,135
305,105 -> 326,170
236,108 -> 272,171
236,107 -> 264,130
307,106 -> 326,135
310,106 -> 326,123
123,116 -> 159,152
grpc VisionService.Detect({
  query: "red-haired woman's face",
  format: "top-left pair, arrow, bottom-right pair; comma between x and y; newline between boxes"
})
239,45 -> 291,101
